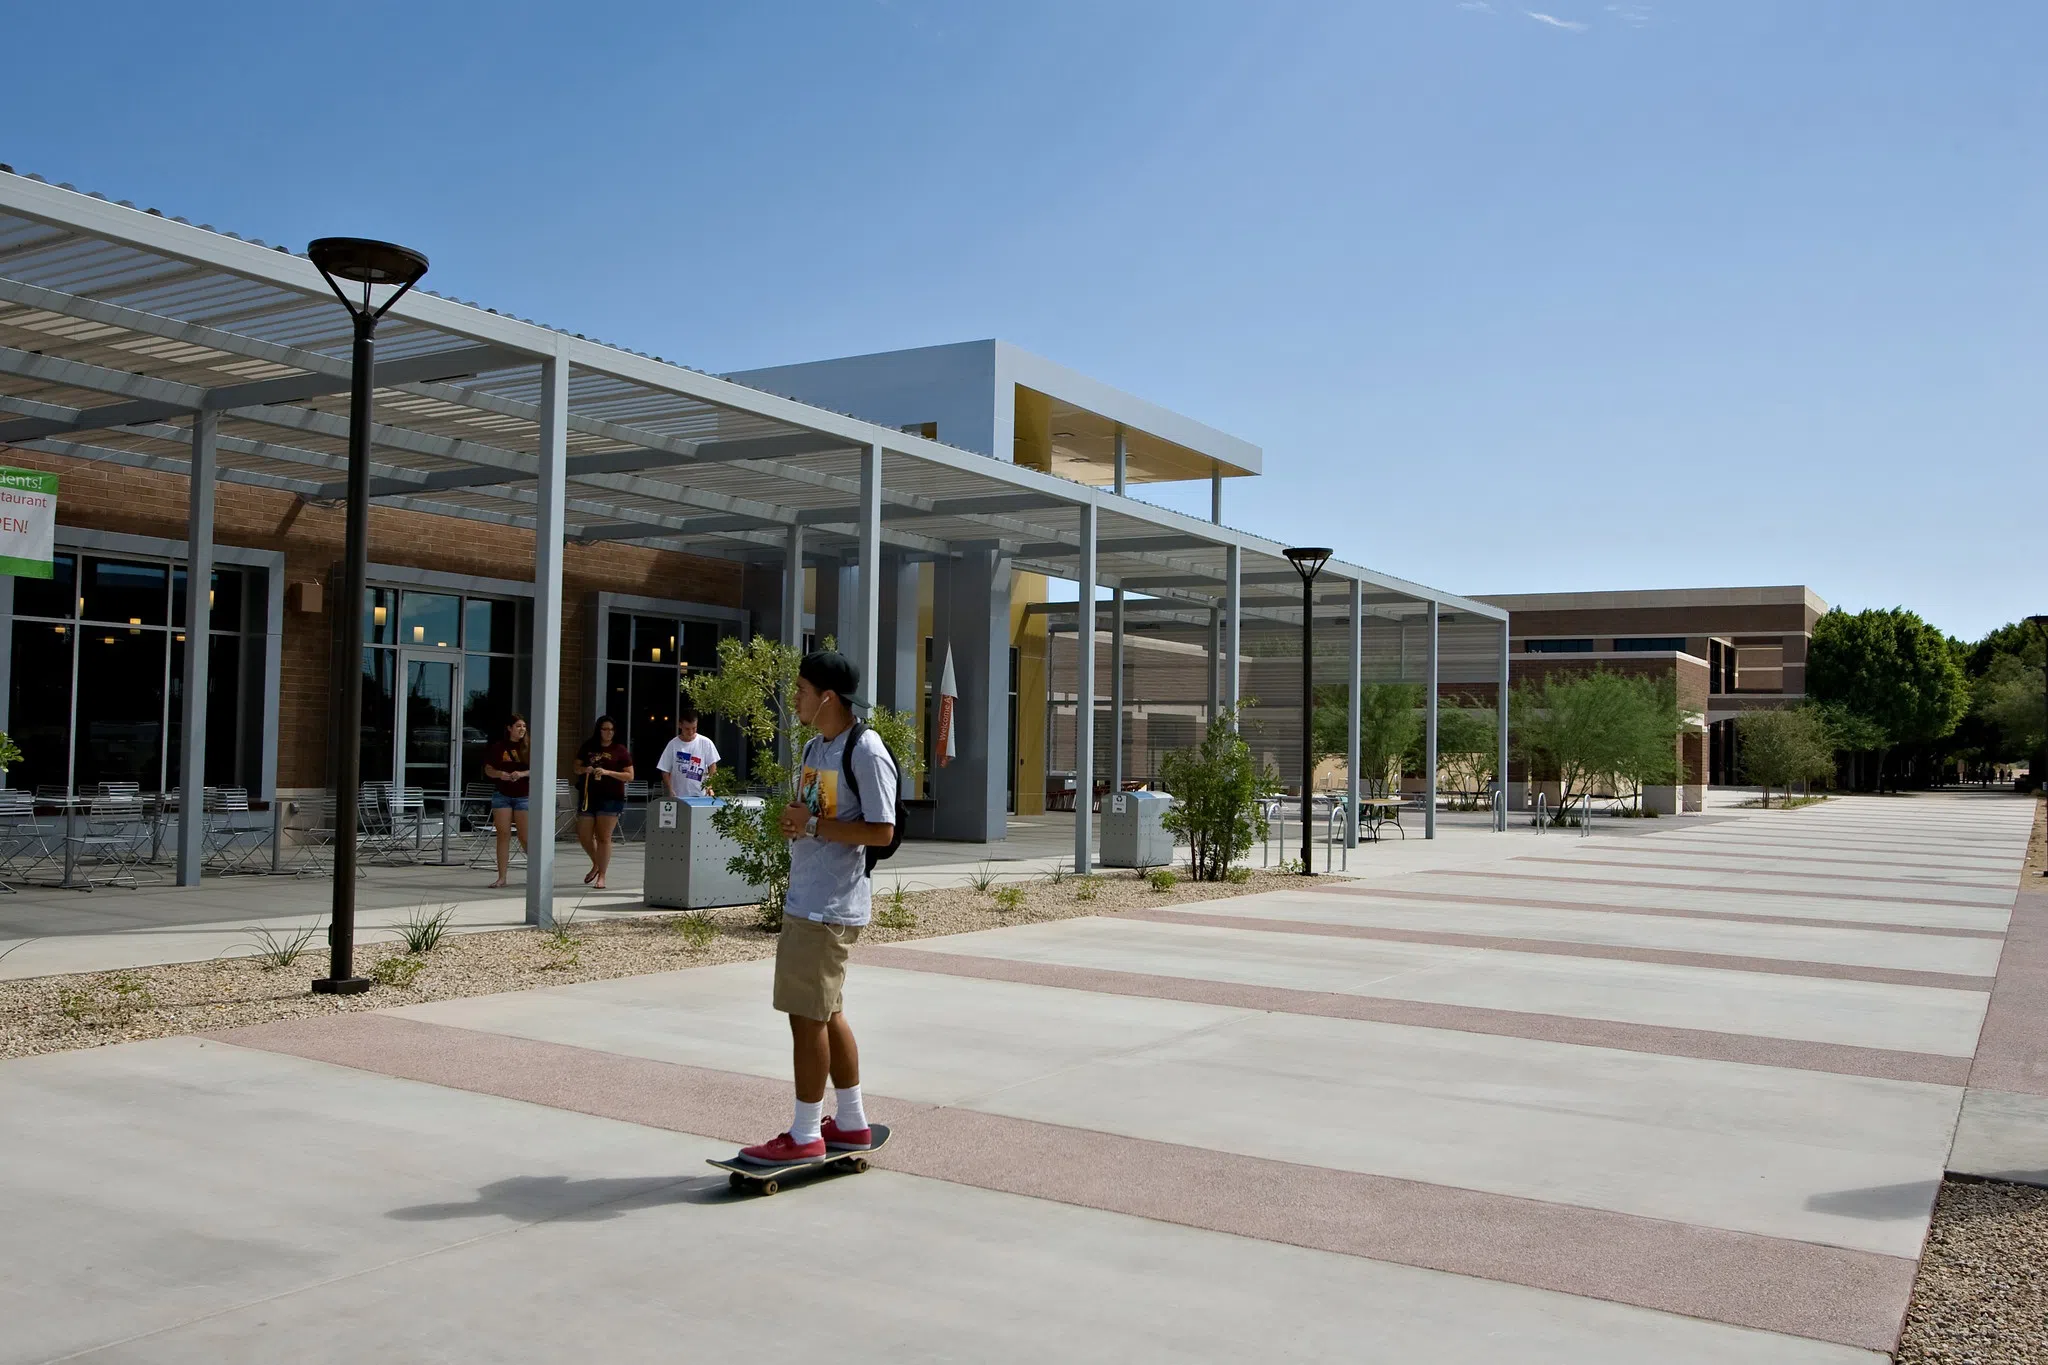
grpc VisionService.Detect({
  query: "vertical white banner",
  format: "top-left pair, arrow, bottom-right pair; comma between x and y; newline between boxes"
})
0,468 -> 57,578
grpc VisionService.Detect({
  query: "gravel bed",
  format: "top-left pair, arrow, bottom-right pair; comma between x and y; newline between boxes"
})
0,867 -> 1304,1061
1898,1178 -> 2048,1363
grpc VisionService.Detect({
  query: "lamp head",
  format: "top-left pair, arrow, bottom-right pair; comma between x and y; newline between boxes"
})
308,237 -> 430,288
1283,546 -> 1334,583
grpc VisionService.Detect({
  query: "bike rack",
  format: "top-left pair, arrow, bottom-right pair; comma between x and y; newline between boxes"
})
1580,792 -> 1595,837
1325,803 -> 1348,872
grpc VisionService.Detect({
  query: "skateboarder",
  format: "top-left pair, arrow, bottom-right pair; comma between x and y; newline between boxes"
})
739,650 -> 898,1163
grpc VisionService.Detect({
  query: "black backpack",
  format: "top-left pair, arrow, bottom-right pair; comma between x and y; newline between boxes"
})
839,720 -> 905,878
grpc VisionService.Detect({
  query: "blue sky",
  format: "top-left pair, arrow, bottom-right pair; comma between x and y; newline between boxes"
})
7,2 -> 2041,639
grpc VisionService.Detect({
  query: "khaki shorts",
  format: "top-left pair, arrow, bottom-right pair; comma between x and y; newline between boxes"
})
773,917 -> 863,1021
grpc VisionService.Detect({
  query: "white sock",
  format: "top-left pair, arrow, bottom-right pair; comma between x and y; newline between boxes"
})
790,1098 -> 823,1145
835,1085 -> 868,1131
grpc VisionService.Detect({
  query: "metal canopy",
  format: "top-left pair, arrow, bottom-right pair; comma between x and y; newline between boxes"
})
0,169 -> 1504,629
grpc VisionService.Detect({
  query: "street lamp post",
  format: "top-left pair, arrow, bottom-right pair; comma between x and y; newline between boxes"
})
1284,547 -> 1333,875
306,237 -> 429,994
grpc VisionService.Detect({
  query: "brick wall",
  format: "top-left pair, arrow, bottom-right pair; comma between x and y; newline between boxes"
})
6,446 -> 745,788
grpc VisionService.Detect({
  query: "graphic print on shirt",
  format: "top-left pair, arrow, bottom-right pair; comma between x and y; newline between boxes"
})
798,763 -> 840,820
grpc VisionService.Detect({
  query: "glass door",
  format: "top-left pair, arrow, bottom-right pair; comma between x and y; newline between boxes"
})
397,653 -> 459,801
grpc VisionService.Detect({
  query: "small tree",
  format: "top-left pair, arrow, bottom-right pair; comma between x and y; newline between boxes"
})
1160,709 -> 1278,881
1737,707 -> 1835,807
1515,671 -> 1679,820
1434,703 -> 1498,805
1356,683 -> 1423,797
689,634 -> 922,929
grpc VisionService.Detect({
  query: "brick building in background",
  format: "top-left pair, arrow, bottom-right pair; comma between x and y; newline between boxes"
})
1478,585 -> 1828,803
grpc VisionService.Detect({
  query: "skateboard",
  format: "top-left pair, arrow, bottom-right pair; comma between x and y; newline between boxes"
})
709,1124 -> 891,1196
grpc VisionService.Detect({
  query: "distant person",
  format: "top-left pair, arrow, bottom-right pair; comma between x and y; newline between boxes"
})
481,714 -> 530,889
655,703 -> 720,799
573,714 -> 633,890
739,651 -> 898,1164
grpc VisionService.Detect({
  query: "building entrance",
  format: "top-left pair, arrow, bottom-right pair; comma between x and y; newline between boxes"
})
398,654 -> 459,800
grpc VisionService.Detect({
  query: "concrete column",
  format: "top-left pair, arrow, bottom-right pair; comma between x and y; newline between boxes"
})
878,555 -> 919,714
853,442 -> 883,699
931,545 -> 1012,842
1206,605 -> 1221,725
1074,505 -> 1097,873
1223,545 -> 1241,725
1108,586 -> 1125,793
814,556 -> 842,651
1346,578 -> 1362,848
525,349 -> 569,930
1497,616 -> 1511,830
176,410 -> 217,886
1424,601 -> 1439,840
781,526 -> 804,651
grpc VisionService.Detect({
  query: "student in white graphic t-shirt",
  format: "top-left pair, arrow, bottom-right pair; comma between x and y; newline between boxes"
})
655,704 -> 720,798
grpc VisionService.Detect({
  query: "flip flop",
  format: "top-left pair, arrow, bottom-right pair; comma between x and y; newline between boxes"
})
583,868 -> 597,884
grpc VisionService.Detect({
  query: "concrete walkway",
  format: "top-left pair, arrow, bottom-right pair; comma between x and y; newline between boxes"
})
2,791 -> 2037,1362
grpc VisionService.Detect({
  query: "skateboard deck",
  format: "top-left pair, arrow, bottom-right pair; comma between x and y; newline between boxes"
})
709,1124 -> 891,1195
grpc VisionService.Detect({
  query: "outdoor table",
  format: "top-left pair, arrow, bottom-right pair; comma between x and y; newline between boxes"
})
1358,797 -> 1406,842
35,795 -> 100,891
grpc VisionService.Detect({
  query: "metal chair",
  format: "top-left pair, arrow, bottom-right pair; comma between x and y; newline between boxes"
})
70,797 -> 153,886
461,782 -> 523,870
0,791 -> 57,888
203,787 -> 274,874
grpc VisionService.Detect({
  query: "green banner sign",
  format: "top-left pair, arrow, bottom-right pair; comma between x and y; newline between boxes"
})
0,467 -> 58,579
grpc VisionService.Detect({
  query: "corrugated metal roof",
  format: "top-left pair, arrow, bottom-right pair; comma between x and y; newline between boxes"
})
0,168 -> 1503,627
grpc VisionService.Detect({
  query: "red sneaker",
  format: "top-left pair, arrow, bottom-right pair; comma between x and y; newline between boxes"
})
739,1132 -> 826,1163
821,1117 -> 873,1151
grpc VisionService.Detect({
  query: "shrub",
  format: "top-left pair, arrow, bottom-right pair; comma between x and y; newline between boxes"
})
57,987 -> 95,1022
672,912 -> 718,950
1146,867 -> 1177,892
395,903 -> 457,955
1160,709 -> 1279,881
105,973 -> 154,1020
371,955 -> 423,988
1074,874 -> 1103,902
1225,865 -> 1253,884
243,920 -> 320,971
541,910 -> 584,970
968,862 -> 1000,893
992,884 -> 1024,914
873,881 -> 917,930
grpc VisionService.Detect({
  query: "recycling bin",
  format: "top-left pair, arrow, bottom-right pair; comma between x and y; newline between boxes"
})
643,795 -> 764,909
1098,789 -> 1176,869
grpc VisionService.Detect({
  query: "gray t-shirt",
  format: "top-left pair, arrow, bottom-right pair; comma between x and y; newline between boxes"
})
786,725 -> 898,927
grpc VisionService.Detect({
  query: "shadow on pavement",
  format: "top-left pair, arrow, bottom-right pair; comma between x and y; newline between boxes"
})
387,1172 -> 730,1223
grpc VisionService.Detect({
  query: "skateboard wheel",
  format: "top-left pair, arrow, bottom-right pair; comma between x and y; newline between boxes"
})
849,1158 -> 869,1173
760,1179 -> 780,1196
728,1172 -> 745,1191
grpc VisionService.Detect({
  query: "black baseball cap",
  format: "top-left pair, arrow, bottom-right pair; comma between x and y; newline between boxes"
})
798,650 -> 865,710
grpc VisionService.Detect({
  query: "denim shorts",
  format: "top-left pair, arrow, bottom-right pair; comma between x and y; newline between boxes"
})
579,799 -> 625,817
490,794 -> 528,812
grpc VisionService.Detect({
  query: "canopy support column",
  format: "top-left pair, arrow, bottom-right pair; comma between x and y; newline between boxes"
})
1223,545 -> 1241,726
1074,504 -> 1097,875
175,410 -> 217,886
1206,606 -> 1221,724
1346,579 -> 1362,849
853,442 -> 882,698
525,347 -> 568,930
1497,616 -> 1511,831
1109,428 -> 1125,793
781,525 -> 805,651
1424,601 -> 1439,840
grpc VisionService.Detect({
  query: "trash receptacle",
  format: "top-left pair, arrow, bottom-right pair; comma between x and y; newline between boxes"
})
1098,789 -> 1175,869
644,796 -> 764,909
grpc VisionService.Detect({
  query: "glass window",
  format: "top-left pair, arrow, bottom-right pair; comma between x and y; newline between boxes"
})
80,557 -> 168,627
359,650 -> 396,783
463,654 -> 522,789
632,614 -> 676,664
364,587 -> 397,645
171,566 -> 245,630
400,591 -> 460,650
166,635 -> 244,787
1613,637 -> 1686,653
629,663 -> 677,782
681,621 -> 722,670
14,552 -> 75,621
8,621 -> 74,793
464,597 -> 519,654
607,611 -> 632,662
75,627 -> 167,790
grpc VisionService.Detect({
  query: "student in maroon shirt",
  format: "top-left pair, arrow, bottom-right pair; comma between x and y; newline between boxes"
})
481,714 -> 531,889
573,714 -> 633,890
